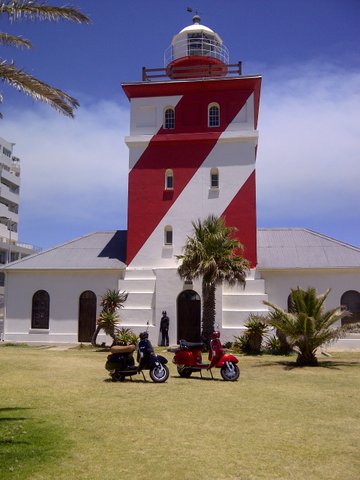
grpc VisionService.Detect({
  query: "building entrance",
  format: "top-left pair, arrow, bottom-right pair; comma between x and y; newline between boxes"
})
78,290 -> 97,342
177,289 -> 201,342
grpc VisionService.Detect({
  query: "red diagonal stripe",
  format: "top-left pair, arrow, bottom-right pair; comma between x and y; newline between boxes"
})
222,170 -> 257,267
126,86 -> 254,265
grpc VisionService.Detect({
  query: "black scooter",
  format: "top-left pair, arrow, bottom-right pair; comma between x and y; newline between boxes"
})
105,331 -> 169,383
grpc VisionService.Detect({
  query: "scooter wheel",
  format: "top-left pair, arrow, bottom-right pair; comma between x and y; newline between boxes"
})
177,366 -> 192,378
150,364 -> 169,383
111,372 -> 125,382
220,362 -> 240,381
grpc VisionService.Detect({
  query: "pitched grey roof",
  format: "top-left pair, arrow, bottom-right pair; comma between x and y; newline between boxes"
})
3,231 -> 127,270
4,228 -> 360,272
257,228 -> 360,269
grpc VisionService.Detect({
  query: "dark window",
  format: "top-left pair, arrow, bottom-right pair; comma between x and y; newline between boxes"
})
31,290 -> 50,329
341,290 -> 360,325
165,169 -> 174,189
164,108 -> 175,129
3,147 -> 11,157
164,227 -> 173,245
210,168 -> 219,188
208,104 -> 220,127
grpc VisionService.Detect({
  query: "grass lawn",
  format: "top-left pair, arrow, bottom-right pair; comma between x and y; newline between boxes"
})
0,345 -> 359,480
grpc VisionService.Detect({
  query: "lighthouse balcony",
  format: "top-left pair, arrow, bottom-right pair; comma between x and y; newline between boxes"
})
142,61 -> 242,81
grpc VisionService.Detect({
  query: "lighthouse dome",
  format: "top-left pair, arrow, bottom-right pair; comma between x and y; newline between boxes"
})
178,19 -> 220,38
164,15 -> 229,79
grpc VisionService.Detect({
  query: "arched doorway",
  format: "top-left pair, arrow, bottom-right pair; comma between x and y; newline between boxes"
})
177,290 -> 201,342
341,290 -> 360,326
78,291 -> 97,342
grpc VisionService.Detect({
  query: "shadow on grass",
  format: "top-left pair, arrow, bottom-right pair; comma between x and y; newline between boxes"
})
104,377 -> 165,384
251,359 -> 360,370
171,374 -> 223,382
0,407 -> 32,413
0,406 -> 33,423
0,406 -> 70,479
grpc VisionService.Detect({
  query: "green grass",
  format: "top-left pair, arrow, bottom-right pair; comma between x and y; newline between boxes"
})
0,345 -> 360,480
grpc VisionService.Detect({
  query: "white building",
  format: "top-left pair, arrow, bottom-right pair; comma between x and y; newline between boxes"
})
0,137 -> 39,337
2,18 -> 360,347
2,228 -> 360,348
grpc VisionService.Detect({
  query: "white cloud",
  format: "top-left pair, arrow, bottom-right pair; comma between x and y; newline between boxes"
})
257,63 -> 360,244
1,101 -> 130,247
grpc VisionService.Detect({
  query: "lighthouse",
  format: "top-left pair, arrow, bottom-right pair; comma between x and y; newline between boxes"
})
119,15 -> 267,343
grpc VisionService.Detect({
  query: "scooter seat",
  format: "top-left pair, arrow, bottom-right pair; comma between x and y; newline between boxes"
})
110,344 -> 136,354
179,340 -> 204,350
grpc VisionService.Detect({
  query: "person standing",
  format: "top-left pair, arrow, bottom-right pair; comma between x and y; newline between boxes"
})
160,310 -> 169,346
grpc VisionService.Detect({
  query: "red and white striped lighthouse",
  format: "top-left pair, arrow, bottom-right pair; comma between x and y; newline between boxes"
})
123,15 -> 261,269
120,16 -> 264,342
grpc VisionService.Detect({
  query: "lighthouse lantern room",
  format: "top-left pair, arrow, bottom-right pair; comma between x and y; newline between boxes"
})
119,15 -> 267,344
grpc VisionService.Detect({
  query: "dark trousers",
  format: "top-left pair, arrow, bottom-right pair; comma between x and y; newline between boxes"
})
161,330 -> 169,346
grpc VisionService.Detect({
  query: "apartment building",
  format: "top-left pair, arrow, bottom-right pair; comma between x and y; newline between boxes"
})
0,136 -> 38,337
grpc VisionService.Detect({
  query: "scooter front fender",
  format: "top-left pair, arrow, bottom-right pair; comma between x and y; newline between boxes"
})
215,353 -> 239,367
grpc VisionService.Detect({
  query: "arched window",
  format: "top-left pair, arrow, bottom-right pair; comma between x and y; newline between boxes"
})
164,107 -> 175,129
208,103 -> 220,127
164,225 -> 173,245
31,290 -> 50,329
210,167 -> 219,188
341,290 -> 360,325
165,169 -> 174,190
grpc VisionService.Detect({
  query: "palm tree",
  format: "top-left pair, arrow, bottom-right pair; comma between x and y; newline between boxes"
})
264,287 -> 350,366
91,289 -> 128,347
0,1 -> 90,117
177,215 -> 250,343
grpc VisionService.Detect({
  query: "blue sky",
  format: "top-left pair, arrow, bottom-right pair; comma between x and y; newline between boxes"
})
0,0 -> 359,250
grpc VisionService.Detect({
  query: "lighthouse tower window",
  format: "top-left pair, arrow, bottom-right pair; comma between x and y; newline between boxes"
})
208,104 -> 220,127
164,107 -> 175,129
164,226 -> 173,245
165,169 -> 174,190
210,167 -> 219,189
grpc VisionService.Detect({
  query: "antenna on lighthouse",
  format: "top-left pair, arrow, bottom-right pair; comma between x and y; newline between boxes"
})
187,6 -> 201,23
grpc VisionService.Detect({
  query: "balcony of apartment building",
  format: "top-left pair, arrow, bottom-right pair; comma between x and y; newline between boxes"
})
0,204 -> 18,225
0,183 -> 19,206
0,165 -> 20,187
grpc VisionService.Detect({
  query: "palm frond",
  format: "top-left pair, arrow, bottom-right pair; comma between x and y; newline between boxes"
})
0,32 -> 31,48
0,59 -> 78,117
0,1 -> 91,23
177,214 -> 249,341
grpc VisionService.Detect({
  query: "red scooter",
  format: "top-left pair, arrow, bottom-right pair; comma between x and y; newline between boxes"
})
169,331 -> 240,381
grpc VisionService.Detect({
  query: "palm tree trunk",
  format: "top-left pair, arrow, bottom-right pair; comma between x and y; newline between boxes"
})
296,350 -> 318,366
91,325 -> 101,348
202,282 -> 216,344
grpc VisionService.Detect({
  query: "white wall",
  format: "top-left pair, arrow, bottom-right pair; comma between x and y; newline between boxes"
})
260,268 -> 360,317
4,270 -> 122,343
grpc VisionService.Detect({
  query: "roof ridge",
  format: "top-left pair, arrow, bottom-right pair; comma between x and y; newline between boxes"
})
302,228 -> 360,252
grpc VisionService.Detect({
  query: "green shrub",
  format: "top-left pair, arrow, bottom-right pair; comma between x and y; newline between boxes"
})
235,315 -> 269,355
115,327 -> 138,346
265,335 -> 283,355
233,334 -> 250,354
